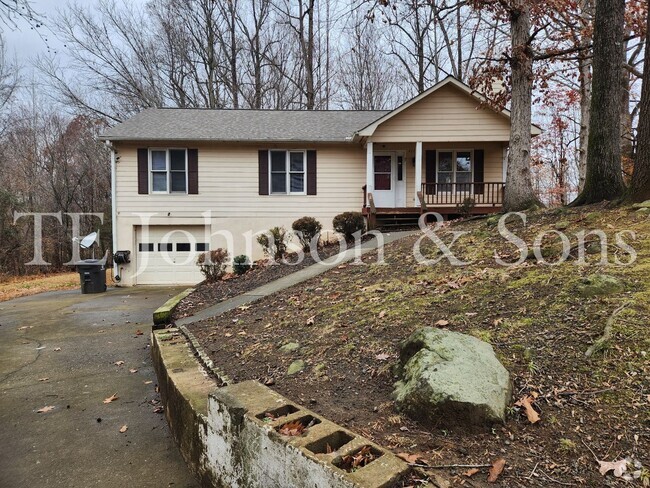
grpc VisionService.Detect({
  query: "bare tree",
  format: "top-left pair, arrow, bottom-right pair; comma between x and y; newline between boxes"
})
338,21 -> 394,110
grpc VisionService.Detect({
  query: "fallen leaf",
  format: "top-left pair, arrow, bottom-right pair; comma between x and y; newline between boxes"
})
38,377 -> 49,382
598,459 -> 627,477
278,420 -> 306,436
37,405 -> 55,413
114,360 -> 125,366
129,368 -> 138,373
17,326 -> 33,330
375,353 -> 390,361
238,331 -> 247,336
153,406 -> 164,414
514,395 -> 540,424
225,333 -> 233,337
238,305 -> 251,310
488,458 -> 506,483
119,424 -> 128,433
103,393 -> 119,404
306,315 -> 315,326
378,310 -> 386,319
396,452 -> 427,464
434,319 -> 449,327
135,330 -> 143,336
143,380 -> 153,385
53,347 -> 61,351
464,468 -> 480,477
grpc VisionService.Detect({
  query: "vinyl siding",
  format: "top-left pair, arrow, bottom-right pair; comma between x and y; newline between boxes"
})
369,84 -> 512,143
115,142 -> 366,220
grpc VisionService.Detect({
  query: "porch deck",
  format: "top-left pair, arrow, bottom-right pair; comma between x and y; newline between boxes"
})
362,182 -> 504,229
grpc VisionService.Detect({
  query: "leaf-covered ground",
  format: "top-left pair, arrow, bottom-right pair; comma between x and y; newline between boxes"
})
0,272 -> 78,302
188,204 -> 650,487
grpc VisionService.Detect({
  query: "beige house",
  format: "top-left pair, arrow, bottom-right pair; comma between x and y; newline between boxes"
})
102,77 -> 540,286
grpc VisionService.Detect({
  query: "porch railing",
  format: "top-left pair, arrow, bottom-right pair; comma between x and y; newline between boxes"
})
421,182 -> 505,206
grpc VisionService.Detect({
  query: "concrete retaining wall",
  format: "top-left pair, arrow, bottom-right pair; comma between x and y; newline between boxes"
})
152,328 -> 411,488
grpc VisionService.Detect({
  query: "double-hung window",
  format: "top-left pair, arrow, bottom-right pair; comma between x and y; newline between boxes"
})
269,150 -> 306,195
437,150 -> 473,192
150,149 -> 188,194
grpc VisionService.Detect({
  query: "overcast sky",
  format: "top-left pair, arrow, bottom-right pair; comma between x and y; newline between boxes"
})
2,0 -> 64,63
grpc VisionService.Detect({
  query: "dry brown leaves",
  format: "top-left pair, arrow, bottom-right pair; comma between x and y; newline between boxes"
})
487,458 -> 506,483
598,459 -> 627,477
515,393 -> 540,423
278,421 -> 305,436
340,446 -> 376,472
103,393 -> 119,404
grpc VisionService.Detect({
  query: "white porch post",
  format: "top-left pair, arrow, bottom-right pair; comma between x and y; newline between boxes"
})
366,142 -> 374,197
414,141 -> 423,206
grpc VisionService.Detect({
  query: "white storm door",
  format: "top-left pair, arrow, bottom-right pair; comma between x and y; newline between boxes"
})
373,153 -> 396,207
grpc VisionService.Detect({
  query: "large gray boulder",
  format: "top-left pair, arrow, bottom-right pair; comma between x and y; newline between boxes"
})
393,327 -> 511,427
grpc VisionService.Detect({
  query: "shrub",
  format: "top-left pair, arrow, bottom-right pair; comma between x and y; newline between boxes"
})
196,248 -> 229,282
456,197 -> 476,219
333,211 -> 365,241
233,254 -> 252,275
292,216 -> 323,251
257,226 -> 289,261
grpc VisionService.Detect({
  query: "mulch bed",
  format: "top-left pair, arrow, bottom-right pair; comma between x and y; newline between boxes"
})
173,242 -> 348,320
188,205 -> 650,486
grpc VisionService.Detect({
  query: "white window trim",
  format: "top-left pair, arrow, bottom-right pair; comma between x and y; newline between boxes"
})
268,149 -> 307,196
149,148 -> 188,195
436,149 -> 474,191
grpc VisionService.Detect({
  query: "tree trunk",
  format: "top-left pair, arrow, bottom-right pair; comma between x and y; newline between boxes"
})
503,0 -> 541,212
576,0 -> 593,192
572,0 -> 625,205
630,14 -> 650,202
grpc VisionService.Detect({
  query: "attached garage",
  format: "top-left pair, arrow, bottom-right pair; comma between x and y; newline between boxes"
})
134,225 -> 209,285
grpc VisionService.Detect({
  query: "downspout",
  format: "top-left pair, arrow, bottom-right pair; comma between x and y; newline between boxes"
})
106,141 -> 118,281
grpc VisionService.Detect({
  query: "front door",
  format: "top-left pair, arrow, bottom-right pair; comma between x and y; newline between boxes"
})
374,152 -> 406,208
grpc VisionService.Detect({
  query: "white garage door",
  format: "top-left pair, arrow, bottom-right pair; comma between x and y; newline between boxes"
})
135,226 -> 209,285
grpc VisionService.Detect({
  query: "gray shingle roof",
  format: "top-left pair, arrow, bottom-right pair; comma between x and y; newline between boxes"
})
101,108 -> 389,143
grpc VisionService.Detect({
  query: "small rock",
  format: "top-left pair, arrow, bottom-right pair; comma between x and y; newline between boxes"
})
632,200 -> 650,209
577,274 -> 624,297
287,360 -> 306,375
554,221 -> 570,230
279,342 -> 300,353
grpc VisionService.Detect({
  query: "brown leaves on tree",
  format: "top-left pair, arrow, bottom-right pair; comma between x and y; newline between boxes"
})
37,405 -> 55,413
103,393 -> 119,404
278,420 -> 306,436
515,394 -> 540,423
487,458 -> 506,483
339,446 -> 376,472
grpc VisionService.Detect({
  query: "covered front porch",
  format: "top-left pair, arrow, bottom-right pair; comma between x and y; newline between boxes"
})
362,141 -> 506,228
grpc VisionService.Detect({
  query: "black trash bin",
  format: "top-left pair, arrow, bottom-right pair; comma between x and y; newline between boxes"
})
75,252 -> 108,294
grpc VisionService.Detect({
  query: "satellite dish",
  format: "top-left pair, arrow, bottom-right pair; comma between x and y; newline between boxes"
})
79,232 -> 98,249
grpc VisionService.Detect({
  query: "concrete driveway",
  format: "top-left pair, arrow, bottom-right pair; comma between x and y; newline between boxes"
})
0,287 -> 199,488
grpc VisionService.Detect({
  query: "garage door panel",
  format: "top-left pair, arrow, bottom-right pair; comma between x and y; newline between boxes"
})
135,226 -> 208,285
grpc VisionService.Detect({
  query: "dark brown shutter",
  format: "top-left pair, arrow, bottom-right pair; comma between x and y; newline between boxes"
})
137,148 -> 148,195
474,149 -> 484,195
188,148 -> 199,194
258,149 -> 269,195
425,150 -> 437,195
306,150 -> 317,195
